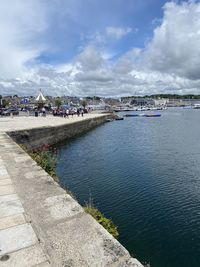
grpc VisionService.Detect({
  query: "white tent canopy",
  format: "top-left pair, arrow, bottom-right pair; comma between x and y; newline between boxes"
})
35,90 -> 46,102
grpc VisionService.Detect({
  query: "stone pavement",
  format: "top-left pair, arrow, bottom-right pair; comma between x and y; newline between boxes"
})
0,117 -> 143,267
0,113 -> 108,132
0,133 -> 50,266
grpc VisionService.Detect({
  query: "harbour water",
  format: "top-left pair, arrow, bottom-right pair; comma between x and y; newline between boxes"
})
56,108 -> 200,267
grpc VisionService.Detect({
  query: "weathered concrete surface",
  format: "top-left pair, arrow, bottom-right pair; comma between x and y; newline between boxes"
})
7,113 -> 113,149
0,116 -> 143,267
0,113 -> 110,132
0,141 -> 50,266
0,244 -> 49,267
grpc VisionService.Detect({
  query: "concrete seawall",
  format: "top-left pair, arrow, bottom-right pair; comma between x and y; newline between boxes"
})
7,114 -> 113,150
0,114 -> 143,267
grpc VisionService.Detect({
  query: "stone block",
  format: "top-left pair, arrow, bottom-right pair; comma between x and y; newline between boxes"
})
0,244 -> 48,267
0,224 -> 38,255
14,156 -> 31,163
0,168 -> 9,179
44,194 -> 83,220
25,170 -> 47,179
33,261 -> 51,267
44,214 -> 130,267
0,214 -> 26,230
0,199 -> 24,218
0,194 -> 19,204
0,179 -> 12,186
0,185 -> 15,196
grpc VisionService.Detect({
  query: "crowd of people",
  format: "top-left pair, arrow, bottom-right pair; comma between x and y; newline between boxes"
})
0,105 -> 91,118
52,108 -> 88,118
34,107 -> 46,117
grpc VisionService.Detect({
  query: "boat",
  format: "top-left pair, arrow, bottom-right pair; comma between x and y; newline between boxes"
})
144,114 -> 161,117
115,117 -> 124,120
124,114 -> 140,117
124,113 -> 161,117
114,108 -> 138,112
193,104 -> 200,109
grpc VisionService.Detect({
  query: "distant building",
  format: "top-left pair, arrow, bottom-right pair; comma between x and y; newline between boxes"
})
166,99 -> 183,107
130,98 -> 154,106
154,98 -> 168,106
181,99 -> 200,106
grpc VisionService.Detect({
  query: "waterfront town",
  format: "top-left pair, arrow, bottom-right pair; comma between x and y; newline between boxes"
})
1,92 -> 200,116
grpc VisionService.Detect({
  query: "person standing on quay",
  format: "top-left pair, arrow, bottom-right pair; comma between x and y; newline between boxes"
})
81,109 -> 84,117
63,109 -> 67,118
66,109 -> 69,118
42,107 -> 46,116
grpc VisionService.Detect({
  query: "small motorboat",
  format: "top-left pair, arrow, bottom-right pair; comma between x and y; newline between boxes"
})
144,114 -> 161,117
124,113 -> 161,118
115,117 -> 124,120
124,114 -> 140,117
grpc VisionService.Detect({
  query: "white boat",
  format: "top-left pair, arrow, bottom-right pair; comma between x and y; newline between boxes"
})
193,104 -> 200,109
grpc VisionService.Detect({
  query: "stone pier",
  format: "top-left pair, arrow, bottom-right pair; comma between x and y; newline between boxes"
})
0,114 -> 143,267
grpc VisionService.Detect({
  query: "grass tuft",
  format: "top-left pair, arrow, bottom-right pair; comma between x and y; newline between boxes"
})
84,202 -> 119,238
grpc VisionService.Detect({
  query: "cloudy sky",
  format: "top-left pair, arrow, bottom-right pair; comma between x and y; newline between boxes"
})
1,0 -> 200,97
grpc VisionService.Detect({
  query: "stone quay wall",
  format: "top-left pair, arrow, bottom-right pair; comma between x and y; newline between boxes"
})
8,114 -> 113,150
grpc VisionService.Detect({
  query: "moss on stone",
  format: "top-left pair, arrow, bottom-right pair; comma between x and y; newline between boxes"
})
84,204 -> 119,238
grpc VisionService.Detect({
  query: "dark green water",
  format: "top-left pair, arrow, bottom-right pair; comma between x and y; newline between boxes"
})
56,109 -> 200,267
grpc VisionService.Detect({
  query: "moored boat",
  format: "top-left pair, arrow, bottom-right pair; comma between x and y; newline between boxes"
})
124,114 -> 140,117
115,117 -> 124,120
144,114 -> 161,117
193,104 -> 200,109
124,113 -> 161,117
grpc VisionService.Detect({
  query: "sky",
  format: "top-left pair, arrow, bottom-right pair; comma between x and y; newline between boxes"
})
1,0 -> 200,97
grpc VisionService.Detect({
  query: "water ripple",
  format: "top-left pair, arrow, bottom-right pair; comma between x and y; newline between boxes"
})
56,109 -> 200,267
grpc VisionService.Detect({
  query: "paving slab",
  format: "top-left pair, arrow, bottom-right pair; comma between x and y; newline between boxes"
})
2,144 -> 15,148
0,175 -> 10,180
32,261 -> 51,267
0,223 -> 38,255
0,194 -> 19,204
14,155 -> 31,163
0,213 -> 26,230
24,170 -> 48,179
0,244 -> 48,267
0,199 -> 24,218
0,168 -> 9,178
0,185 -> 15,195
0,179 -> 12,185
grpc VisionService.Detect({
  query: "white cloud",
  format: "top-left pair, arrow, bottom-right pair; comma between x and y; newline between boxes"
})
1,1 -> 200,97
0,0 -> 47,79
106,26 -> 132,39
76,45 -> 104,71
143,1 -> 200,80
